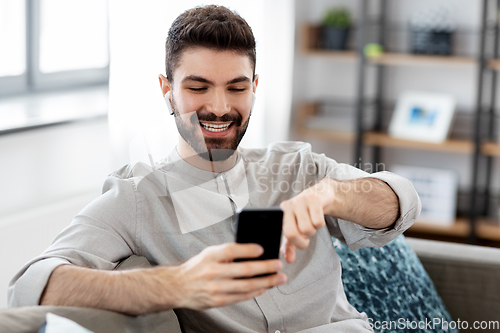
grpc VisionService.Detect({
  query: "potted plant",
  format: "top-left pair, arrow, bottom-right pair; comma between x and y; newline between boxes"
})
321,8 -> 351,50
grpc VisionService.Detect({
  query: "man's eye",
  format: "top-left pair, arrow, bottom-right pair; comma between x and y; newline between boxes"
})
229,88 -> 246,92
189,87 -> 206,92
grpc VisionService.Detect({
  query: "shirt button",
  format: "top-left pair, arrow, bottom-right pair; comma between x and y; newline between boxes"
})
220,173 -> 226,181
274,330 -> 281,333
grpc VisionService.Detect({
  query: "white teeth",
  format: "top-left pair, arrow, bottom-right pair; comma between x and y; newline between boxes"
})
200,122 -> 232,132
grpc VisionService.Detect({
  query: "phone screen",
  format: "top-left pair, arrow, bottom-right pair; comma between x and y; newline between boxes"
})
234,207 -> 283,262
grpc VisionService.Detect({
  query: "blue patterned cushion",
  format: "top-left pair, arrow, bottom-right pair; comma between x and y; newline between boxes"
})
333,235 -> 458,333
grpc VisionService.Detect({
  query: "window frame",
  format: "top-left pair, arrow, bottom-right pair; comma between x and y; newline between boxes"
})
0,0 -> 110,98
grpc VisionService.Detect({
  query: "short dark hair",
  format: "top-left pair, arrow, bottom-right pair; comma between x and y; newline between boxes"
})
165,5 -> 256,83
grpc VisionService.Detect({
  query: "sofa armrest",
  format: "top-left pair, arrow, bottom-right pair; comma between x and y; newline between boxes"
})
406,237 -> 500,325
0,306 -> 180,333
0,256 -> 182,333
115,255 -> 152,270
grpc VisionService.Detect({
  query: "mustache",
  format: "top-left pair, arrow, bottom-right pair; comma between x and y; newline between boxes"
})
190,112 -> 243,126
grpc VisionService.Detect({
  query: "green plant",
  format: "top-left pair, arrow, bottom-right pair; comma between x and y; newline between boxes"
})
321,8 -> 351,29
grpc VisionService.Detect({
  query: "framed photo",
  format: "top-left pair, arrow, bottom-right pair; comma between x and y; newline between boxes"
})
388,91 -> 456,143
391,165 -> 458,225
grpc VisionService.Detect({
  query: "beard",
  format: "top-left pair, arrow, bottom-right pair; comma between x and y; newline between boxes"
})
173,103 -> 250,162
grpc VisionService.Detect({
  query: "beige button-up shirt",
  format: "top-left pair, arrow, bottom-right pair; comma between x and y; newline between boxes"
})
9,141 -> 421,332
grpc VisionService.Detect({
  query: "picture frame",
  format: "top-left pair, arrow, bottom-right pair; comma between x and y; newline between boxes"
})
388,91 -> 456,143
391,165 -> 458,225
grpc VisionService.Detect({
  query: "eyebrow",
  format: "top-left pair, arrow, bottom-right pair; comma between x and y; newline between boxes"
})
181,75 -> 251,85
227,76 -> 251,84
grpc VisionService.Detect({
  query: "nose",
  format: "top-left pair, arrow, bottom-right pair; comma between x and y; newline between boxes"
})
207,89 -> 230,117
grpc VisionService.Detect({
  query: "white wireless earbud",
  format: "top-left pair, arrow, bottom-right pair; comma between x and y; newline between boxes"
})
251,93 -> 256,113
164,91 -> 174,115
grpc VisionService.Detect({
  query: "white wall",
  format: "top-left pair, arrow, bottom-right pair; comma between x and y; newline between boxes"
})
0,119 -> 115,307
0,119 -> 113,217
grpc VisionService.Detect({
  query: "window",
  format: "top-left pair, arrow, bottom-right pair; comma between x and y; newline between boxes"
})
0,0 -> 109,97
0,1 -> 27,95
0,0 -> 110,134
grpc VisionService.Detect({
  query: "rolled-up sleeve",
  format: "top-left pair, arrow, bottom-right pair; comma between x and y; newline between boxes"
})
7,258 -> 71,307
7,175 -> 139,307
313,153 -> 421,251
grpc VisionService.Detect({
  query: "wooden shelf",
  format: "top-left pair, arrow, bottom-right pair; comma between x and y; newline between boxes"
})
409,218 -> 470,237
364,132 -> 474,153
368,53 -> 477,67
488,59 -> 500,71
303,49 -> 358,61
295,102 -> 354,143
408,218 -> 500,242
302,50 -> 476,66
476,219 -> 500,241
296,104 -> 498,156
295,103 -> 484,154
298,127 -> 355,143
482,141 -> 500,156
301,24 -> 477,67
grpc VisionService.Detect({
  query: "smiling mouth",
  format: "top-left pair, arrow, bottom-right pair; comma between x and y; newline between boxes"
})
200,122 -> 233,132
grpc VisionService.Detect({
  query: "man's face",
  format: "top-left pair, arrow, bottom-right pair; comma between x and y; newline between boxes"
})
169,47 -> 257,162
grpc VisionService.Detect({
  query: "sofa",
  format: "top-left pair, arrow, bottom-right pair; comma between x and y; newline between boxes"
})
1,237 -> 499,333
405,237 -> 500,331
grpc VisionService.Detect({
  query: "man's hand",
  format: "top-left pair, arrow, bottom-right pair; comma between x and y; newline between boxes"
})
279,178 -> 338,264
279,177 -> 399,264
170,243 -> 287,310
41,243 -> 286,315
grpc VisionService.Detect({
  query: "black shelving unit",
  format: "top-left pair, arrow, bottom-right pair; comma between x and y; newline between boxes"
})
353,0 -> 499,245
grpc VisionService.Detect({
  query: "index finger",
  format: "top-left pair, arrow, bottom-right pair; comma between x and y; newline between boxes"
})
282,208 -> 310,250
206,242 -> 264,262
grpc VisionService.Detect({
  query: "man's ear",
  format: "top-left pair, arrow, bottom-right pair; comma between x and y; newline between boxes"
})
158,74 -> 171,96
159,74 -> 174,115
252,74 -> 259,94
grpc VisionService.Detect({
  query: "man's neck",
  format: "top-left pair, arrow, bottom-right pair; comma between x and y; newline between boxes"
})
177,139 -> 238,173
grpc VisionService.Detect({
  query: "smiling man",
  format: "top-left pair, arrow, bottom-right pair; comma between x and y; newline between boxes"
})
8,5 -> 421,333
161,46 -> 256,166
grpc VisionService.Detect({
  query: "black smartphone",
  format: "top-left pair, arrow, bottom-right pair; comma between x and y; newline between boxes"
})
234,207 -> 283,263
